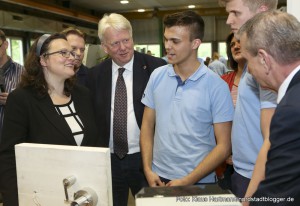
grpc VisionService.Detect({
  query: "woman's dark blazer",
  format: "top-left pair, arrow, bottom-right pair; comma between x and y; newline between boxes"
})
0,84 -> 99,206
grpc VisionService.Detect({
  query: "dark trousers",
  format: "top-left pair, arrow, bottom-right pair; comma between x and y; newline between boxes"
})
231,170 -> 251,198
218,165 -> 234,190
111,152 -> 147,206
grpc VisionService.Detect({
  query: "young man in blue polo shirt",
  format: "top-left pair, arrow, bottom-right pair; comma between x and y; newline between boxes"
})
219,0 -> 278,200
140,11 -> 234,187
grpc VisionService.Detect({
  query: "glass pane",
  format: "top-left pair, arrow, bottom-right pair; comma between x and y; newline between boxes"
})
147,45 -> 160,57
134,44 -> 161,57
6,38 -> 12,57
134,44 -> 147,54
198,42 -> 212,61
10,38 -> 24,66
218,42 -> 227,59
30,39 -> 35,46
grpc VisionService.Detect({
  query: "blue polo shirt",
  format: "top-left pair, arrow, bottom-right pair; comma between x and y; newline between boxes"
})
142,62 -> 234,183
232,69 -> 277,179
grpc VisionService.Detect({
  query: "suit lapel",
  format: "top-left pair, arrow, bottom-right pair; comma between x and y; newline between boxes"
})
102,61 -> 113,127
132,52 -> 149,104
35,93 -> 77,145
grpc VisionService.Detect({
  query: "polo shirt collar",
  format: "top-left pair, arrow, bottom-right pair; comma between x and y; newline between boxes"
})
167,59 -> 207,82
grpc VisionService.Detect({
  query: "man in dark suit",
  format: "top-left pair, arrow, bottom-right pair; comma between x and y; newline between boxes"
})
61,27 -> 89,86
87,13 -> 166,206
237,11 -> 300,205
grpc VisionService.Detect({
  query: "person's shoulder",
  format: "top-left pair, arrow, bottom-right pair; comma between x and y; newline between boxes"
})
89,59 -> 111,74
72,84 -> 93,104
73,84 -> 89,94
11,61 -> 24,70
283,83 -> 300,104
221,71 -> 235,80
204,67 -> 228,85
7,86 -> 34,102
79,64 -> 89,71
143,64 -> 169,84
151,64 -> 170,75
208,60 -> 217,66
134,51 -> 167,65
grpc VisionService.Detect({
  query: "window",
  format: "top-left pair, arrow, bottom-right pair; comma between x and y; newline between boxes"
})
6,37 -> 24,66
218,42 -> 227,59
30,39 -> 35,46
134,44 -> 161,57
198,42 -> 212,61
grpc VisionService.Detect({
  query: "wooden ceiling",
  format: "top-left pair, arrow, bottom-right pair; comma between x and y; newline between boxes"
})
0,0 -> 287,26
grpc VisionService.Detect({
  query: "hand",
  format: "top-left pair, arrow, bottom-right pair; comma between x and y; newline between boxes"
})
242,200 -> 250,206
0,92 -> 9,105
226,155 -> 233,165
166,178 -> 187,187
145,170 -> 165,187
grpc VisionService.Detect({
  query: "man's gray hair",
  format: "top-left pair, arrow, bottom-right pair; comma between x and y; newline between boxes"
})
237,10 -> 300,65
98,13 -> 133,43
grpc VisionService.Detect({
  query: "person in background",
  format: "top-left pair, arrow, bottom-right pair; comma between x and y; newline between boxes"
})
61,27 -> 89,85
216,32 -> 246,190
219,0 -> 278,198
222,32 -> 246,106
0,30 -> 24,204
87,13 -> 166,206
208,52 -> 228,75
140,10 -> 233,187
0,33 -> 99,206
0,30 -> 24,142
146,50 -> 152,56
204,56 -> 211,66
219,56 -> 228,69
238,11 -> 300,205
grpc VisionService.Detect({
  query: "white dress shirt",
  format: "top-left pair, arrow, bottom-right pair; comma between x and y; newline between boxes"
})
109,57 -> 141,154
277,65 -> 300,103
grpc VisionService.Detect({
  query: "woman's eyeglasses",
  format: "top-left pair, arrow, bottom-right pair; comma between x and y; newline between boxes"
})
43,50 -> 78,58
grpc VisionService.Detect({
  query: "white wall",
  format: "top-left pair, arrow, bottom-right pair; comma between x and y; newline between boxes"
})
287,0 -> 300,21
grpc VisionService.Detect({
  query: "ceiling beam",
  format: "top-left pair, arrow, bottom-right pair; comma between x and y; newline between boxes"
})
122,8 -> 228,20
2,0 -> 99,24
1,0 -> 228,24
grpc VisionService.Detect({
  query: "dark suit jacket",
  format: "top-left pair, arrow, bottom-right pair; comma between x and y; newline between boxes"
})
0,84 -> 99,206
252,70 -> 300,205
76,64 -> 89,86
87,51 -> 166,147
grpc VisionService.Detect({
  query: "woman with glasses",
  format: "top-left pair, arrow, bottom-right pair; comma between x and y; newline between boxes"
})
0,33 -> 99,206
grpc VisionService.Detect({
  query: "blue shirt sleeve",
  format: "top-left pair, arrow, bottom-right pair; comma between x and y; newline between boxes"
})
211,79 -> 234,123
260,87 -> 277,109
141,71 -> 155,109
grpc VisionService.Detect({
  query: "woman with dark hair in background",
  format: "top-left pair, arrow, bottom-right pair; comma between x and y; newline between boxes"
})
222,32 -> 246,106
216,32 -> 246,190
0,33 -> 99,206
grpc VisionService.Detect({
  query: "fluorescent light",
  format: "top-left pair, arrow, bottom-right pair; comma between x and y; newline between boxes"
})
138,9 -> 145,12
120,0 -> 129,4
188,5 -> 196,9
